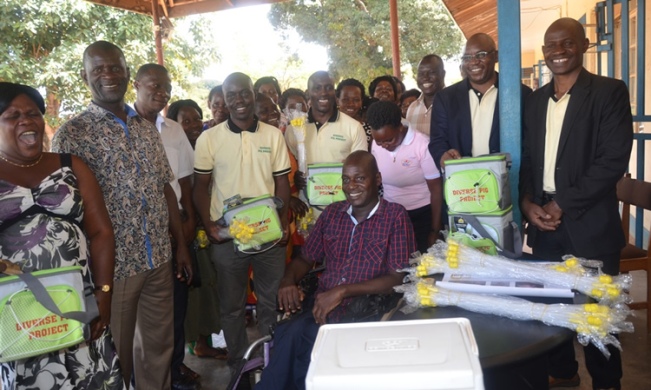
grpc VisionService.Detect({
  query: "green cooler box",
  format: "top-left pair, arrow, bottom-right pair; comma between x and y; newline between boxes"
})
448,206 -> 516,255
444,154 -> 511,214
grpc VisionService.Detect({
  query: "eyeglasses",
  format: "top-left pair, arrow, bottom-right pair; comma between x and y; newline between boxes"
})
460,50 -> 496,62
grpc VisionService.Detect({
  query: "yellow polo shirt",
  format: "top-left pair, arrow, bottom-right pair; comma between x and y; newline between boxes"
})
194,119 -> 291,220
284,110 -> 367,165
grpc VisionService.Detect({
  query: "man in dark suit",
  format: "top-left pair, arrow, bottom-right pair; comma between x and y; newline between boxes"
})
429,33 -> 532,170
520,18 -> 633,390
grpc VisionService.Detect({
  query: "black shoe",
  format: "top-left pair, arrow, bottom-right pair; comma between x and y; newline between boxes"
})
172,374 -> 200,390
549,373 -> 580,388
235,373 -> 251,390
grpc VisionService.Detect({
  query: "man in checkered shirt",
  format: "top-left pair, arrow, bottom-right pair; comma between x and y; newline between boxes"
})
256,150 -> 416,390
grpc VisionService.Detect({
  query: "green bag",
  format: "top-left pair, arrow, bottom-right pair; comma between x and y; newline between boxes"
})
223,195 -> 283,253
448,207 -> 523,258
444,154 -> 511,214
448,231 -> 498,256
305,163 -> 345,207
0,266 -> 98,363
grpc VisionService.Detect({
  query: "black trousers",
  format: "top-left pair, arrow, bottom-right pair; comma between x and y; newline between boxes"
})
171,246 -> 192,381
407,204 -> 433,254
533,222 -> 622,389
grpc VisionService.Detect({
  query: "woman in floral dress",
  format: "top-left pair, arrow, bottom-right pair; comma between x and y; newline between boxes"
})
0,83 -> 123,389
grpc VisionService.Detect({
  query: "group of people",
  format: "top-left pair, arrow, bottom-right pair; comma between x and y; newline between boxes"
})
0,16 -> 632,390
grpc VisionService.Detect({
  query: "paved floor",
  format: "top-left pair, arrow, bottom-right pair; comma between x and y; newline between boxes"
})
185,270 -> 650,389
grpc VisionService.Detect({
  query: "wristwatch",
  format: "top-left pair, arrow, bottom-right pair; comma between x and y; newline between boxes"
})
94,284 -> 112,293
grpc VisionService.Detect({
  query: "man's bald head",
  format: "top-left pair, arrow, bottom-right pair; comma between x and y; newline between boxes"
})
344,150 -> 379,177
461,33 -> 498,91
222,72 -> 255,124
465,33 -> 496,52
223,72 -> 253,91
83,40 -> 126,68
545,17 -> 586,42
342,151 -> 381,212
416,54 -> 446,97
308,71 -> 333,89
542,18 -> 589,78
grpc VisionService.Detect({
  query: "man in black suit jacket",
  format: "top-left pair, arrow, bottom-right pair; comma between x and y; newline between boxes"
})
429,33 -> 532,170
520,18 -> 633,390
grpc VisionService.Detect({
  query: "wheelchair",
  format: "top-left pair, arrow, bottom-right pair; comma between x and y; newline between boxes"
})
225,278 -> 404,390
225,333 -> 273,390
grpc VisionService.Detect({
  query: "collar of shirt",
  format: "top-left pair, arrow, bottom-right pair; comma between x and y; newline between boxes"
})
465,72 -> 500,99
87,101 -> 138,120
155,112 -> 166,133
416,92 -> 433,111
345,199 -> 381,225
402,126 -> 416,146
471,84 -> 499,102
226,117 -> 259,134
308,107 -> 339,129
547,82 -> 573,102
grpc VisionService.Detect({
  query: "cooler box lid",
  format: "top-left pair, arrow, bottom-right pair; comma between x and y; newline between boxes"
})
306,318 -> 484,390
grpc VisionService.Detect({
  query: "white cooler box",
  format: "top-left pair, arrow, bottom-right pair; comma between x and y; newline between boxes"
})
306,318 -> 484,390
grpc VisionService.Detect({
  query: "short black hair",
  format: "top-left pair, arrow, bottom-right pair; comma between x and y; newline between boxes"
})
400,89 -> 421,104
167,99 -> 203,122
0,82 -> 45,115
368,75 -> 398,99
307,71 -> 332,90
253,76 -> 282,96
223,72 -> 253,89
335,78 -> 367,100
365,100 -> 402,130
135,63 -> 167,80
278,88 -> 306,110
207,85 -> 223,103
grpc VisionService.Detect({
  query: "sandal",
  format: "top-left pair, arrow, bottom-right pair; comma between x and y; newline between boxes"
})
180,363 -> 201,381
193,345 -> 229,360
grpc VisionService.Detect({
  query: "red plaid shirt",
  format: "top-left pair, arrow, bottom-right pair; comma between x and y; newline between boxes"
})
303,198 -> 416,321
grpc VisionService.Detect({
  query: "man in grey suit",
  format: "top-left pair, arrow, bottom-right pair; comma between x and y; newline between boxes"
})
520,18 -> 633,390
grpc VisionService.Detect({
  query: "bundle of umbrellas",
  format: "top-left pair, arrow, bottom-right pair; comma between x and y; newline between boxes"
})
397,240 -> 635,357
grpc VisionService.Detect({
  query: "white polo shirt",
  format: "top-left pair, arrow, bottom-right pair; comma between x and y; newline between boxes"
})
156,113 -> 194,210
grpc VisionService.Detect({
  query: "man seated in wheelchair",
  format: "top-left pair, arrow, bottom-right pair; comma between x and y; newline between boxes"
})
256,150 -> 416,390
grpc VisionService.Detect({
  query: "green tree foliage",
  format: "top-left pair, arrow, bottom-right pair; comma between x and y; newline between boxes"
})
269,0 -> 464,86
0,0 -> 217,127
